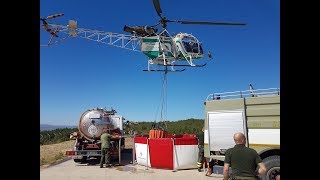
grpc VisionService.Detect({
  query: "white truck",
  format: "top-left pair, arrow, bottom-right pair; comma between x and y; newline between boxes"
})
204,87 -> 280,180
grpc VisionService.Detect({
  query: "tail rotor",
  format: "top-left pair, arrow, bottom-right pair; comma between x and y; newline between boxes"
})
40,13 -> 65,37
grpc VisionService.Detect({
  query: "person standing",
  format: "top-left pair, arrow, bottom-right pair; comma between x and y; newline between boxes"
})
223,132 -> 267,180
99,128 -> 113,168
197,127 -> 209,173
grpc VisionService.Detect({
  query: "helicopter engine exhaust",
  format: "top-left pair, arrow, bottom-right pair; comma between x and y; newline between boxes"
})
123,25 -> 157,36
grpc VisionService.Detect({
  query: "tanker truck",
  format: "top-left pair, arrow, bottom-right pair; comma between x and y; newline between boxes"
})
66,108 -> 125,164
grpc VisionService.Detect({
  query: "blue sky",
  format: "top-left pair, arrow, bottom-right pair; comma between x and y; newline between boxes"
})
40,0 -> 280,126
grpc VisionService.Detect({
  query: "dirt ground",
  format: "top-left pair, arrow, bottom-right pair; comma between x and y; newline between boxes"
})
40,140 -> 75,167
40,136 -> 224,179
40,136 -> 134,168
40,158 -> 224,180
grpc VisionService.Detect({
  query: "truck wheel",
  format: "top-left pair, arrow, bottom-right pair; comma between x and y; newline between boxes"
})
73,157 -> 87,164
73,159 -> 82,163
260,155 -> 280,180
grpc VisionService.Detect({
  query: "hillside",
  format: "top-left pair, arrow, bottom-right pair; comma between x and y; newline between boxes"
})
40,124 -> 77,131
126,118 -> 204,135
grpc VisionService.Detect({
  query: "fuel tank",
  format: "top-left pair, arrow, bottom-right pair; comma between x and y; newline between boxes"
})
78,108 -> 123,140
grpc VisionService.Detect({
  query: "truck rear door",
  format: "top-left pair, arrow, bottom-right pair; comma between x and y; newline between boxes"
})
207,110 -> 247,153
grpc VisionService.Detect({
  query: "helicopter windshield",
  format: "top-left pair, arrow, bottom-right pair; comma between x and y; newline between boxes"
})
181,36 -> 203,54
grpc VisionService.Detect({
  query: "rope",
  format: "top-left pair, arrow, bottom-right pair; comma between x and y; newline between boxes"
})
151,69 -> 168,131
160,70 -> 167,122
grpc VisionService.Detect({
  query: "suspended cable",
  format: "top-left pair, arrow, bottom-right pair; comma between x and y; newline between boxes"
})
152,68 -> 168,131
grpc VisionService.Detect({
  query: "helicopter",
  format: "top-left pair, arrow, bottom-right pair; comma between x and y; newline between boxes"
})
40,0 -> 246,72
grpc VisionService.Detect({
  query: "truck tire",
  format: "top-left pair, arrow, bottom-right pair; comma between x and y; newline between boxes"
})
259,155 -> 280,180
73,157 -> 87,164
73,159 -> 82,163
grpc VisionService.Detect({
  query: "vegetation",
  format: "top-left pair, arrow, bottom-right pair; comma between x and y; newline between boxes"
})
40,140 -> 75,167
40,128 -> 78,145
124,118 -> 204,135
40,119 -> 204,145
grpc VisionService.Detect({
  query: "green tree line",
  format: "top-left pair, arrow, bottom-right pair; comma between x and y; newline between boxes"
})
125,118 -> 204,135
40,119 -> 204,145
40,128 -> 78,145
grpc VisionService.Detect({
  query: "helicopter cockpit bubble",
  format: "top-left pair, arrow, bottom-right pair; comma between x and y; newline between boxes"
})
180,34 -> 203,54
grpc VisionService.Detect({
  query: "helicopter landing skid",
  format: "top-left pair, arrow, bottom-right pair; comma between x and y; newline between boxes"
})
164,63 -> 207,67
143,69 -> 186,72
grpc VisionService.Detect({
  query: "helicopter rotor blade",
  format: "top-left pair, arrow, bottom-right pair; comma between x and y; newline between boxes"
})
42,26 -> 59,37
153,0 -> 163,18
40,18 -> 47,25
171,20 -> 246,26
46,13 -> 64,20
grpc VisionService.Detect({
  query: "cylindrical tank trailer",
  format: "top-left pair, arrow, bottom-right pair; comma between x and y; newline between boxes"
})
78,108 -> 122,140
66,108 -> 125,164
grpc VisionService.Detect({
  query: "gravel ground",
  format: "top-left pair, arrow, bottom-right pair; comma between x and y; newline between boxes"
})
40,137 -> 226,179
40,159 -> 224,180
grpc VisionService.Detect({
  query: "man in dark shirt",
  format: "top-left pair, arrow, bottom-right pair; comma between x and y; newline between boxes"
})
99,128 -> 113,168
223,132 -> 267,180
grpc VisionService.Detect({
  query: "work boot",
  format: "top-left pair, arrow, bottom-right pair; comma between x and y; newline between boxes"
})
205,167 -> 212,176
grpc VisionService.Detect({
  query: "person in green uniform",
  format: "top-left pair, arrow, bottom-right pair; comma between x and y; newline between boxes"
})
197,127 -> 210,174
197,127 -> 215,176
223,132 -> 267,180
100,128 -> 113,168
